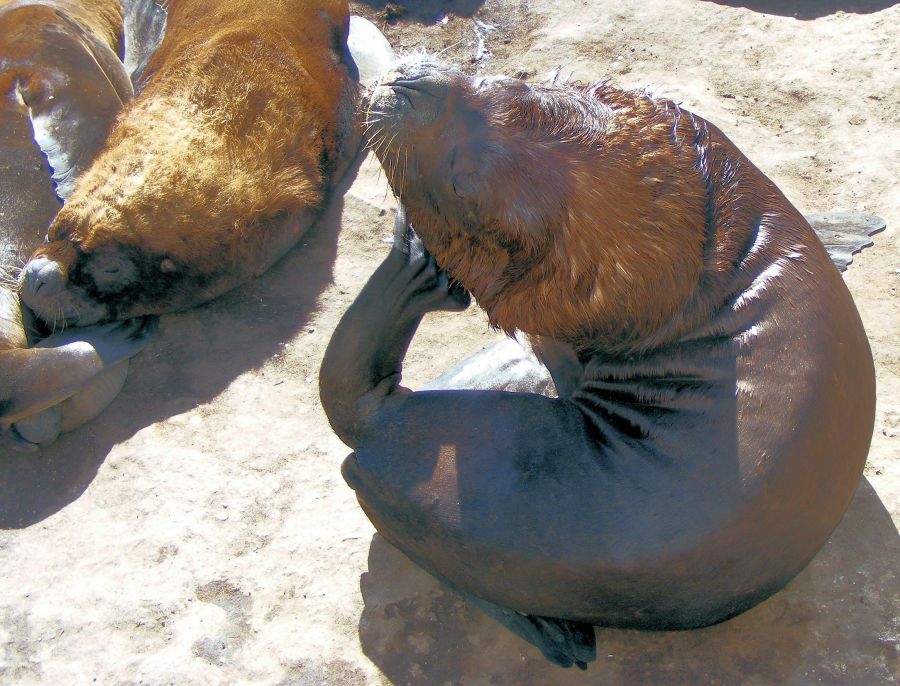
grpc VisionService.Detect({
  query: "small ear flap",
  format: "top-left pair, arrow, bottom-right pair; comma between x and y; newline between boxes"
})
160,258 -> 176,273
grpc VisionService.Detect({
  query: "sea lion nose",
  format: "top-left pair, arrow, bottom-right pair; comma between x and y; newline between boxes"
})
21,255 -> 66,298
389,73 -> 451,103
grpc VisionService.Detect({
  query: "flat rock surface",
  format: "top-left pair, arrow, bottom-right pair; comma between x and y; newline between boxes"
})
2,1 -> 898,684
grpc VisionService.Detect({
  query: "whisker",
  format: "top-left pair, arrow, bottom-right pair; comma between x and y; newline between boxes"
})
0,273 -> 20,288
403,147 -> 409,198
367,131 -> 388,154
436,39 -> 464,57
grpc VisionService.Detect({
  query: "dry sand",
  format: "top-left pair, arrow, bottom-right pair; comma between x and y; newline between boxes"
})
2,0 -> 898,684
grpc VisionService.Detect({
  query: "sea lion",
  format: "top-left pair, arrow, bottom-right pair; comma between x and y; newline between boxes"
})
17,0 -> 364,327
320,59 -> 879,668
0,0 -> 155,451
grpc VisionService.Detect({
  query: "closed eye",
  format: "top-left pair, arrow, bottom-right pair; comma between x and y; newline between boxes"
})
450,147 -> 465,197
451,173 -> 472,199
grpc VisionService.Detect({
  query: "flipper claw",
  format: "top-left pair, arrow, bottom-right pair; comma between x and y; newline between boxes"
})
460,589 -> 597,669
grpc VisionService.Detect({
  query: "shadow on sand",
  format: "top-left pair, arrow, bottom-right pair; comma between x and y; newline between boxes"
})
0,154 -> 367,528
357,477 -> 898,685
352,0 -> 486,23
701,0 -> 897,19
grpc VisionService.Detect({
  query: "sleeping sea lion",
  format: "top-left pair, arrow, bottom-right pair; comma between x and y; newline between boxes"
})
320,59 -> 879,668
0,0 -> 155,452
17,0 -> 365,326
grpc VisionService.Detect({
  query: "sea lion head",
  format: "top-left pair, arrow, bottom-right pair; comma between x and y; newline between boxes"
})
16,71 -> 333,328
18,0 -> 361,328
367,57 -> 711,353
19,197 -> 225,326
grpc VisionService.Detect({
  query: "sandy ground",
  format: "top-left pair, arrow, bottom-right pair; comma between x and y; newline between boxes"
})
2,0 -> 899,684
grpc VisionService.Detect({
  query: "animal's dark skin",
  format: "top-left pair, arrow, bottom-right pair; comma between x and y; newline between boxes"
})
319,61 -> 876,668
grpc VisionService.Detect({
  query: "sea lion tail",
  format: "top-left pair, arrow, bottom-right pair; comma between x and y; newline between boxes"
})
459,589 -> 597,670
805,212 -> 885,272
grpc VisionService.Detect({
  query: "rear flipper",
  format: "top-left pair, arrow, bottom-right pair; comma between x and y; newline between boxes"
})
805,212 -> 885,272
11,360 -> 130,449
423,336 -> 555,394
2,317 -> 157,451
457,587 -> 596,670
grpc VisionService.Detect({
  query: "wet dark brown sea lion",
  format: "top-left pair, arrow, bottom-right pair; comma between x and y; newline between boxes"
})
18,0 -> 362,326
1,0 -> 155,451
320,59 -> 879,668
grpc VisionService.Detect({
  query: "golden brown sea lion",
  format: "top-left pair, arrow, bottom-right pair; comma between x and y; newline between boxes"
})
18,0 -> 362,326
0,0 -> 155,452
320,59 -> 879,668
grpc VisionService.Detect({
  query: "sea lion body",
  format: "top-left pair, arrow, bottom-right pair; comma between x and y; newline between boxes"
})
0,0 -> 155,451
320,61 -> 876,665
19,0 -> 361,326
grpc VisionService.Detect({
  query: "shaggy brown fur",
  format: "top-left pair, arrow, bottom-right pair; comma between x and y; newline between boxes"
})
0,0 -> 126,53
23,0 -> 358,324
370,70 -> 783,355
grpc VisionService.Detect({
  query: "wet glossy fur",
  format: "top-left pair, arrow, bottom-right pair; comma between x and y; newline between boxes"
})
321,62 -> 875,655
0,0 -> 147,449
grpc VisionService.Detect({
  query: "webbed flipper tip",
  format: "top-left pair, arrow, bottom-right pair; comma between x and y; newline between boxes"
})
806,212 -> 886,272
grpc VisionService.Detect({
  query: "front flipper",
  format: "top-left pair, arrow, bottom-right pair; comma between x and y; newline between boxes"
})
347,15 -> 395,85
393,206 -> 471,310
320,209 -> 469,447
123,0 -> 168,89
1,317 -> 156,450
805,212 -> 885,272
11,359 -> 131,448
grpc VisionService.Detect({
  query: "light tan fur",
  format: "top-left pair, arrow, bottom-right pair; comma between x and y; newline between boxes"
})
24,0 -> 358,323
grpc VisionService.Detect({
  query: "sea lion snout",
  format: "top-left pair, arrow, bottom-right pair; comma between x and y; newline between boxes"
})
370,58 -> 464,124
368,61 -> 502,214
20,238 -> 79,301
19,242 -> 110,326
390,70 -> 453,105
20,254 -> 67,299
